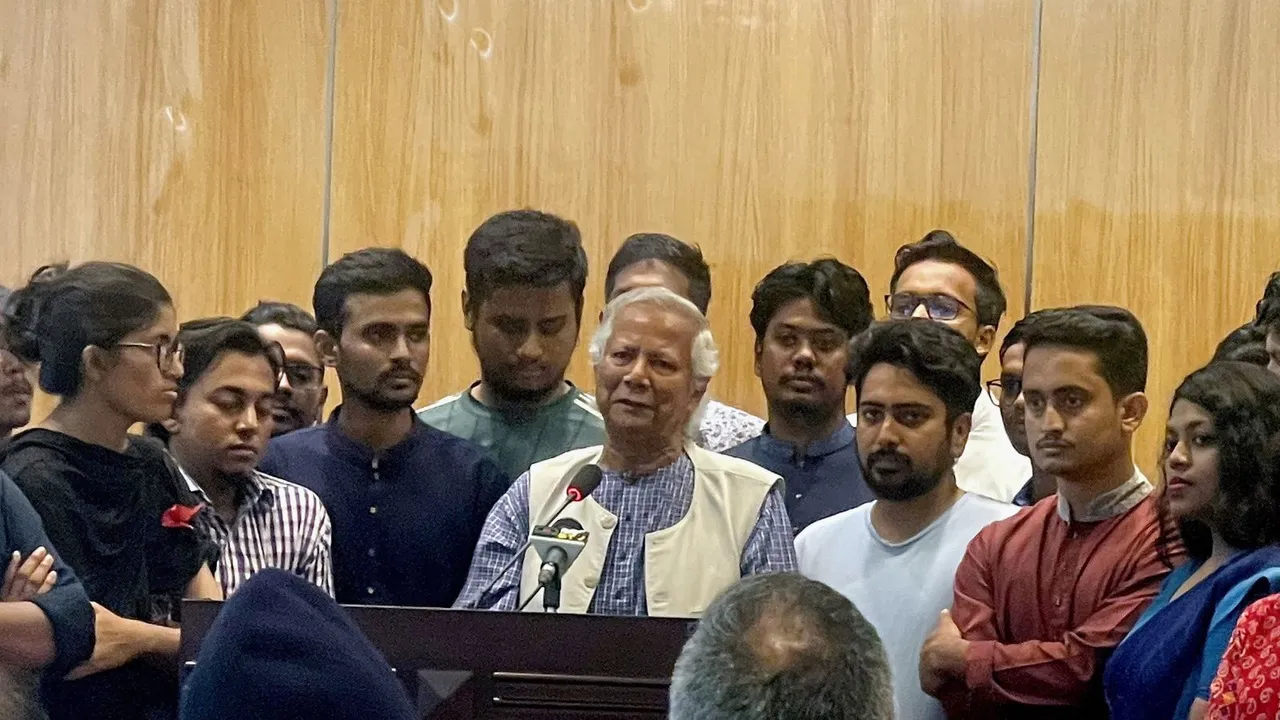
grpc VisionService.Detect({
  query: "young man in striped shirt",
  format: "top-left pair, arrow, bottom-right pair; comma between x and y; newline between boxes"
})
156,318 -> 332,597
418,210 -> 605,479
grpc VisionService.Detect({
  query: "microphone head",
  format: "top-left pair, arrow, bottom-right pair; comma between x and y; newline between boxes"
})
565,464 -> 603,502
550,518 -> 584,531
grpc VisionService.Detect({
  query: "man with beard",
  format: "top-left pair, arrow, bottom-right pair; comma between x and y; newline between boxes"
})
419,210 -> 604,479
154,318 -> 332,597
241,301 -> 329,436
920,306 -> 1168,719
795,319 -> 1017,720
260,249 -> 509,607
725,259 -> 876,534
0,287 -> 34,441
991,313 -> 1056,506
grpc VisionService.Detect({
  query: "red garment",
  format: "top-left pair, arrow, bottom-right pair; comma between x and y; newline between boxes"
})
1208,593 -> 1280,720
943,494 -> 1172,718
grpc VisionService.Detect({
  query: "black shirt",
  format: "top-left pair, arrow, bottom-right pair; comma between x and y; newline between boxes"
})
259,411 -> 510,607
0,429 -> 212,720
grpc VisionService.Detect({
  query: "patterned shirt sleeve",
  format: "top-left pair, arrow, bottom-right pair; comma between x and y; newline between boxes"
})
1208,594 -> 1280,720
739,484 -> 798,575
698,402 -> 765,453
453,472 -> 531,611
306,504 -> 335,598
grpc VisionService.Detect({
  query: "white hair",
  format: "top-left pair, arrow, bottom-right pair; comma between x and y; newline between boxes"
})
588,287 -> 719,380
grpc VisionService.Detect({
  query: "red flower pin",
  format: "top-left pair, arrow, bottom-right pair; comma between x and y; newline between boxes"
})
161,503 -> 205,529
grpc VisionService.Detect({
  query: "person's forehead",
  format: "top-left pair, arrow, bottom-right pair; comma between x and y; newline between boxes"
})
192,351 -> 277,394
859,362 -> 942,405
1000,342 -> 1026,371
767,298 -> 841,333
1022,345 -> 1106,387
479,283 -> 577,317
343,289 -> 430,325
610,304 -> 697,347
257,323 -> 315,351
895,260 -> 977,304
611,260 -> 691,300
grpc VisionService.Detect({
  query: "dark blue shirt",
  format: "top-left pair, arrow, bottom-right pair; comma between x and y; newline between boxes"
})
259,411 -> 510,607
725,422 -> 873,535
0,470 -> 95,677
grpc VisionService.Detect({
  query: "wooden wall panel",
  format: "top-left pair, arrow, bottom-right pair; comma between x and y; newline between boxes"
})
329,0 -> 1036,415
0,0 -> 331,421
1032,0 -> 1280,473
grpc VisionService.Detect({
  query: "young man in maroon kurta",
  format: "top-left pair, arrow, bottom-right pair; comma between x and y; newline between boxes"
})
919,306 -> 1175,719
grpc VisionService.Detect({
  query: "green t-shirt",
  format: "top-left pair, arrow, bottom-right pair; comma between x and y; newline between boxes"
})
417,383 -> 606,480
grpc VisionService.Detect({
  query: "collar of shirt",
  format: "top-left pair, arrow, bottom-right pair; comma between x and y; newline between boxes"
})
322,405 -> 433,468
458,380 -> 582,422
1056,466 -> 1152,523
178,465 -> 274,518
755,421 -> 854,464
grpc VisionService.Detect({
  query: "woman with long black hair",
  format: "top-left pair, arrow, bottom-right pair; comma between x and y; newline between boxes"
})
0,262 -> 221,720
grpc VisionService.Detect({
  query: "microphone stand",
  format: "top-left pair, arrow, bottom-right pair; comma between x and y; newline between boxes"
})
514,564 -> 563,613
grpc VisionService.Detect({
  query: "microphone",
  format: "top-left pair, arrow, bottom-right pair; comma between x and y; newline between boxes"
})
472,465 -> 603,605
519,518 -> 590,613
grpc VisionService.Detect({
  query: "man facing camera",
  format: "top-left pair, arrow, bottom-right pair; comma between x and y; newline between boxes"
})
725,259 -> 875,534
455,287 -> 796,616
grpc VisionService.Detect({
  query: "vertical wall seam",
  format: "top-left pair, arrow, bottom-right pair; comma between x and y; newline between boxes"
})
1023,0 -> 1045,315
320,0 -> 341,268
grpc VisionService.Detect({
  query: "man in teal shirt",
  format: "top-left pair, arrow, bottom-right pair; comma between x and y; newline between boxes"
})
419,210 -> 604,478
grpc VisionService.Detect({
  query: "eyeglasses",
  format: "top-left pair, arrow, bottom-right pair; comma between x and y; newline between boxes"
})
282,361 -> 325,389
885,292 -> 972,322
114,339 -> 185,372
986,377 -> 1022,407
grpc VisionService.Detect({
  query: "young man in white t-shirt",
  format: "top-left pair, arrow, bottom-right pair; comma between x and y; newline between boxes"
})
797,318 -> 1018,720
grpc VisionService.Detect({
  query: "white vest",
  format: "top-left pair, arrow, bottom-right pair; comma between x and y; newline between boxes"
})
520,443 -> 779,617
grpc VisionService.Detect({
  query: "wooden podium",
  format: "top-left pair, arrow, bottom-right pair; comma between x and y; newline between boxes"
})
179,601 -> 697,719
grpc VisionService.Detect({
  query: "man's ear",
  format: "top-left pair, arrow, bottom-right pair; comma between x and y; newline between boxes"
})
1118,392 -> 1149,434
753,340 -> 764,379
974,324 -> 998,360
316,384 -> 330,413
461,290 -> 475,331
314,331 -> 339,368
949,411 -> 973,461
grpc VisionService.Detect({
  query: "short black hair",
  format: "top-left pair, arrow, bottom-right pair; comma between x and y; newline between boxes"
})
1021,305 -> 1148,397
1258,271 -> 1280,332
241,301 -> 318,336
463,209 -> 588,323
1213,324 -> 1269,366
3,262 -> 172,397
889,230 -> 1007,328
749,259 -> 873,342
1158,361 -> 1280,565
669,573 -> 893,720
846,319 -> 982,421
605,233 -> 712,314
999,311 -> 1046,360
312,248 -> 433,337
146,317 -> 283,443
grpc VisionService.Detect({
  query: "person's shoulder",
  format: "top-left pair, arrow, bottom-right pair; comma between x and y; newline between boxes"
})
255,471 -> 327,510
691,445 -> 778,489
797,504 -> 868,548
720,435 -> 761,460
421,425 -> 507,476
568,389 -> 604,422
416,390 -> 470,423
707,400 -> 764,427
266,425 -> 329,456
957,493 -> 1023,523
699,400 -> 765,451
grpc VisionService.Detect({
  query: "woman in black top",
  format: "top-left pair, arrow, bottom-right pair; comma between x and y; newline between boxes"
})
0,262 -> 221,720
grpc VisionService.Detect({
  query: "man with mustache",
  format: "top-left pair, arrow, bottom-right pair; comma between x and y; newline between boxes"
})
0,287 -> 34,441
795,319 -> 1017,720
419,210 -> 605,479
154,318 -> 332,597
724,259 -> 876,534
920,306 -> 1169,719
456,287 -> 796,616
991,313 -> 1056,506
260,249 -> 510,607
241,301 -> 329,436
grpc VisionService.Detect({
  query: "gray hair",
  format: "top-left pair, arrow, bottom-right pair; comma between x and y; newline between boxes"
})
669,573 -> 894,720
588,287 -> 719,380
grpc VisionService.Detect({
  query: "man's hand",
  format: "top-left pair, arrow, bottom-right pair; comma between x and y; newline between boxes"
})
1,548 -> 57,602
919,609 -> 969,696
65,603 -> 143,680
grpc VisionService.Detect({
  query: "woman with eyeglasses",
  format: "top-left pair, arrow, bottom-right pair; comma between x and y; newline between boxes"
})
0,263 -> 221,720
1103,361 -> 1280,720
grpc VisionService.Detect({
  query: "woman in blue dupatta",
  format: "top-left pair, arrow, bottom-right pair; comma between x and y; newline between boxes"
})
1104,361 -> 1280,720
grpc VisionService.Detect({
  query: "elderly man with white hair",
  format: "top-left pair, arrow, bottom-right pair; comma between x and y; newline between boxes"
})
454,287 -> 797,616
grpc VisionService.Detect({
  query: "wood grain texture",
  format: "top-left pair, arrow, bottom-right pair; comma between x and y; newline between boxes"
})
0,0 -> 330,315
328,0 -> 1037,415
1032,0 -> 1280,474
0,0 -> 331,420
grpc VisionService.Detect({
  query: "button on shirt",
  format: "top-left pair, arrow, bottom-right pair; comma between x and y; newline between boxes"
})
725,421 -> 874,534
454,453 -> 798,615
258,410 -> 511,607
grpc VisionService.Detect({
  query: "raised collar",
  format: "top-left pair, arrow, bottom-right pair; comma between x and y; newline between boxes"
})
1056,466 -> 1152,523
323,405 -> 432,467
755,421 -> 854,463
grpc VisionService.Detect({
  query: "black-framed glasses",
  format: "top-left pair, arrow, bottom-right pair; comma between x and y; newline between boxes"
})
282,361 -> 324,389
114,339 -> 185,372
885,292 -> 972,321
986,377 -> 1022,407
